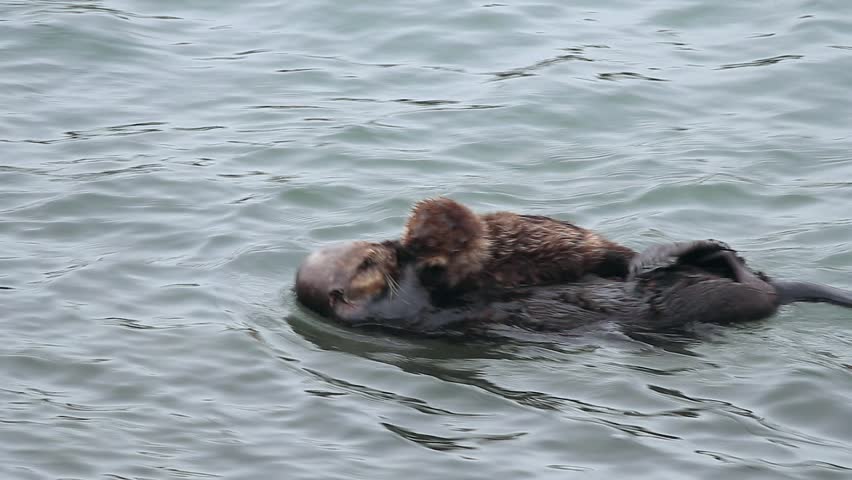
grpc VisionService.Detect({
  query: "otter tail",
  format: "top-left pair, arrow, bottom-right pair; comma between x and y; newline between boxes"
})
771,280 -> 852,307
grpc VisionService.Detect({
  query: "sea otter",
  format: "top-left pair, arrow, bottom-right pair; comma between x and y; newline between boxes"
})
401,197 -> 636,291
295,239 -> 852,335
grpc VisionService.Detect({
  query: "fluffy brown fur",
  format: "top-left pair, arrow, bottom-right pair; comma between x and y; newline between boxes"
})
401,197 -> 636,290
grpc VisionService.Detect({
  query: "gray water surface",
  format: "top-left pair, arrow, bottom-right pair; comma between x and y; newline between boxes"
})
2,1 -> 852,479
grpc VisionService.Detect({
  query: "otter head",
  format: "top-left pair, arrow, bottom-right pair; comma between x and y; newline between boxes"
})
295,241 -> 402,321
401,197 -> 491,288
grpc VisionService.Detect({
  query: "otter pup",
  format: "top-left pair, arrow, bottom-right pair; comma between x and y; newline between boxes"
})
400,197 -> 636,291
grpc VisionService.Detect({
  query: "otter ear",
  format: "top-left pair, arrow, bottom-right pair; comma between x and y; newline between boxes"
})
381,239 -> 403,250
381,240 -> 412,263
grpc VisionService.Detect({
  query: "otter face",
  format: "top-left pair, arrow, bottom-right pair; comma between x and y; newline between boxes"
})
295,241 -> 400,321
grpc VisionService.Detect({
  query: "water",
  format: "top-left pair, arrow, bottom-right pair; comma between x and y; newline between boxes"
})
2,0 -> 852,478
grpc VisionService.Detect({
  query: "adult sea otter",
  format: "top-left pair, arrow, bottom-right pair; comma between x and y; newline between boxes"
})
294,239 -> 852,335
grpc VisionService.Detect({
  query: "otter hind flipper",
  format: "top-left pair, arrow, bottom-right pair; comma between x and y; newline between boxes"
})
629,239 -> 732,280
770,281 -> 852,307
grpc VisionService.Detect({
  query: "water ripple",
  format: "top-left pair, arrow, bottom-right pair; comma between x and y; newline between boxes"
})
719,54 -> 804,70
3,0 -> 852,478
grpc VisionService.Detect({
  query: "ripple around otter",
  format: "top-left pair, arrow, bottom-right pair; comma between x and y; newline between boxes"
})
2,0 -> 852,479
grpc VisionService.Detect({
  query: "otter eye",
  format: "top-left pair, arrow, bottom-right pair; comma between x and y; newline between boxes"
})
358,257 -> 375,270
329,288 -> 345,303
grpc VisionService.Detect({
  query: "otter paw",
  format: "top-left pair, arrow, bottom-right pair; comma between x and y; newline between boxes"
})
629,239 -> 735,280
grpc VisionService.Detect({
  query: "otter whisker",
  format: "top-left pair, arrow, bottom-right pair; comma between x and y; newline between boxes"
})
385,273 -> 400,298
385,273 -> 412,305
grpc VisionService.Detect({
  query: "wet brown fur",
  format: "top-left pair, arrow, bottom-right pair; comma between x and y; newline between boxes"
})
346,242 -> 400,301
401,197 -> 636,290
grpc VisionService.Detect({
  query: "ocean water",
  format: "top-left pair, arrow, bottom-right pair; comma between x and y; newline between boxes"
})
2,1 -> 851,479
